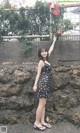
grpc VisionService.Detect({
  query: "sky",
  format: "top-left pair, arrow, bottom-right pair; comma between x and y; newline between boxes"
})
0,0 -> 47,7
0,0 -> 79,7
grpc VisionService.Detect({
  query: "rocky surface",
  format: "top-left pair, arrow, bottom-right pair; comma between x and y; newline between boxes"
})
0,63 -> 80,126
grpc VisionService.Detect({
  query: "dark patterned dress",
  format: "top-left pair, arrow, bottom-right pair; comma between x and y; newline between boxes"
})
35,62 -> 53,99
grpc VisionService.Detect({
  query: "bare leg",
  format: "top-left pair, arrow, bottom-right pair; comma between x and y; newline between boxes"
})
34,98 -> 46,127
41,106 -> 45,124
41,103 -> 52,128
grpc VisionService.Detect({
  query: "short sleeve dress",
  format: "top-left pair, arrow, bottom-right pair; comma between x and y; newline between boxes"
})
35,61 -> 53,99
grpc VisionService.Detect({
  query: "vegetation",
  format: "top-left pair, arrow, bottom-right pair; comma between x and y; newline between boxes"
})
0,1 -> 73,37
0,1 -> 74,55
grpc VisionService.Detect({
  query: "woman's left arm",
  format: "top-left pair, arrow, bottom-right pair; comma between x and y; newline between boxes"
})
48,35 -> 57,56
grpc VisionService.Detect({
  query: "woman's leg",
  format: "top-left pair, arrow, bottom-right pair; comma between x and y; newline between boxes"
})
34,98 -> 47,127
41,106 -> 45,124
41,102 -> 52,128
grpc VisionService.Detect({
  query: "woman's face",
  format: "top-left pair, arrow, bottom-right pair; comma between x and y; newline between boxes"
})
41,49 -> 48,58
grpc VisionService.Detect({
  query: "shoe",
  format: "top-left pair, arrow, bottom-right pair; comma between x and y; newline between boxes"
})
42,123 -> 52,129
33,124 -> 46,131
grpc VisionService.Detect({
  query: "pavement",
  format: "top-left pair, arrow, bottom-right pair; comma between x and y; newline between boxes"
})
0,122 -> 80,133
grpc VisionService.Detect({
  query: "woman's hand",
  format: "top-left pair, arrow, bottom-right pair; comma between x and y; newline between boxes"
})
33,85 -> 37,92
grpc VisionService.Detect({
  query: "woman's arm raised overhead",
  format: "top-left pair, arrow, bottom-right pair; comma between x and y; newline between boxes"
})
48,35 -> 57,56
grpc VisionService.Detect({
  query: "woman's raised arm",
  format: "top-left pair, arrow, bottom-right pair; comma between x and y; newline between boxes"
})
48,35 -> 57,56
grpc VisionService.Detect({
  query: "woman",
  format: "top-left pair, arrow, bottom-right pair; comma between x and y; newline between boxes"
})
33,35 -> 57,131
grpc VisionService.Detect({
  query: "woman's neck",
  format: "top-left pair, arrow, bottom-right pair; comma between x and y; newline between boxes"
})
43,58 -> 47,61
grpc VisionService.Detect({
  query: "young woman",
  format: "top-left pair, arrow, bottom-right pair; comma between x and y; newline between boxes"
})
33,35 -> 57,131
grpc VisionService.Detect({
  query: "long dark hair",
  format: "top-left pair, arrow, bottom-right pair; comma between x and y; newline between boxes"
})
38,48 -> 49,61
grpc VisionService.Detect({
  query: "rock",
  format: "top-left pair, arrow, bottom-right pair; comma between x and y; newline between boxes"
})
53,73 -> 70,88
70,78 -> 80,89
0,64 -> 80,125
14,69 -> 32,83
67,107 -> 80,125
0,84 -> 22,97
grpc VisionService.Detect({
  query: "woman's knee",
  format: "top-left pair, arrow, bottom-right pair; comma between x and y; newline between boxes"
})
39,98 -> 47,106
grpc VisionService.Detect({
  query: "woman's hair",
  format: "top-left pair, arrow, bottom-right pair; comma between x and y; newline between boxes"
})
38,48 -> 49,61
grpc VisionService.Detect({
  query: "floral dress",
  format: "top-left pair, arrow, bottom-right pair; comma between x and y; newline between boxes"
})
35,62 -> 53,99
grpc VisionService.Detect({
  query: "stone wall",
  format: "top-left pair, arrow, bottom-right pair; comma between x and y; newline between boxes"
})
0,41 -> 80,65
0,63 -> 80,125
0,40 -> 80,125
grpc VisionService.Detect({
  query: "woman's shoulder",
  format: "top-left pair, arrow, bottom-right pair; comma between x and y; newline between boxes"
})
38,60 -> 44,67
39,60 -> 44,63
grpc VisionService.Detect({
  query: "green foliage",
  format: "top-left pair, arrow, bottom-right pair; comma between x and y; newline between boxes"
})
17,37 -> 36,57
0,1 -> 50,36
51,6 -> 65,34
0,1 -> 73,41
63,19 -> 73,31
17,7 -> 30,35
21,38 -> 34,56
0,36 -> 3,43
0,10 -> 19,35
